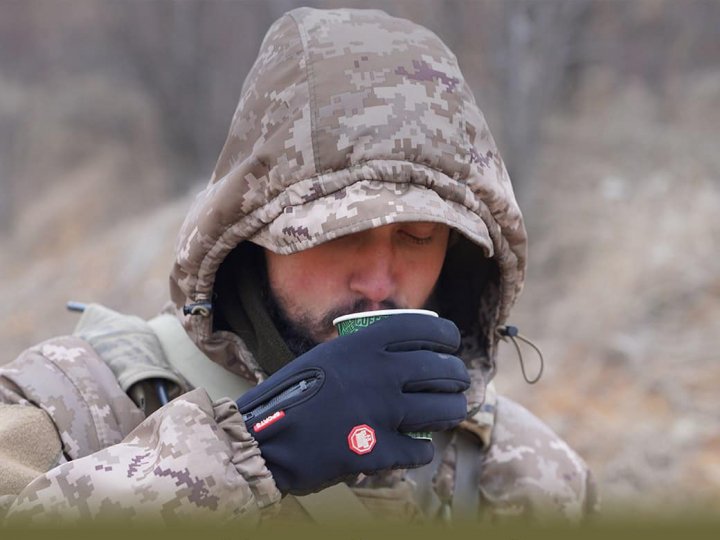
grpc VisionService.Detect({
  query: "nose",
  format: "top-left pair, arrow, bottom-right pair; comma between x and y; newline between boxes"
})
348,240 -> 397,305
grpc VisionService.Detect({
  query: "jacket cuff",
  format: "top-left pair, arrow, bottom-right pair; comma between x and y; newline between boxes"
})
213,398 -> 282,510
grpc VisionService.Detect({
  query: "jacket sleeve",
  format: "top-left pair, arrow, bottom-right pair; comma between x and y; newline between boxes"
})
0,337 -> 281,525
5,388 -> 281,525
0,336 -> 146,458
1,334 -> 144,520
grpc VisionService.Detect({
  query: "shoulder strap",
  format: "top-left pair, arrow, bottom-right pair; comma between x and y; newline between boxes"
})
74,305 -> 253,402
147,314 -> 254,400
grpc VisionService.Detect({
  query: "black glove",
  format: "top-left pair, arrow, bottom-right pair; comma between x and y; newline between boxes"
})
236,314 -> 470,495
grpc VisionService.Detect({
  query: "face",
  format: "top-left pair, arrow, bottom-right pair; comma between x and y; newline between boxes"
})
265,222 -> 450,346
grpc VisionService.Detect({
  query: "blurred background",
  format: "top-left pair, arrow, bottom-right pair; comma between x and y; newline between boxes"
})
1,0 -> 719,516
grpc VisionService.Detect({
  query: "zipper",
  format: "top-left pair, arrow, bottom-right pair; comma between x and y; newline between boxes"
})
242,377 -> 320,423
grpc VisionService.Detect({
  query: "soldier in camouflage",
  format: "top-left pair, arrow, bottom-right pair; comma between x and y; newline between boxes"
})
0,8 -> 598,525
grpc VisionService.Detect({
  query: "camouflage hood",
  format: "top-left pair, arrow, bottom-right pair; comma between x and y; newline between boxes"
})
169,8 -> 527,391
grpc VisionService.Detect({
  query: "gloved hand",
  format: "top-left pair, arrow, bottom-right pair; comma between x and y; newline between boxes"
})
236,314 -> 470,495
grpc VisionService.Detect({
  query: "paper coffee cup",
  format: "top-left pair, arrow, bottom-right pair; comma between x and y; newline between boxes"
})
332,308 -> 438,441
333,308 -> 438,336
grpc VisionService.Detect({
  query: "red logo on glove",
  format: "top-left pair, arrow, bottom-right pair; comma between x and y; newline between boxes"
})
253,410 -> 285,433
348,424 -> 376,455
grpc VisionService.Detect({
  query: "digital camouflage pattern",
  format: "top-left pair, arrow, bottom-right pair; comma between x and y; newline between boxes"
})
479,397 -> 599,520
0,7 -> 596,525
0,337 -> 144,459
5,390 -> 279,525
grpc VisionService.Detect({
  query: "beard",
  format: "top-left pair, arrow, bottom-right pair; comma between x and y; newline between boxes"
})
263,285 -> 400,357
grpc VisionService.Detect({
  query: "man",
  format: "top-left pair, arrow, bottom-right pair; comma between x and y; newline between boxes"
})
0,8 -> 597,524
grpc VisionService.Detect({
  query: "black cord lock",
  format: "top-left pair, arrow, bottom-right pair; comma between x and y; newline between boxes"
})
182,301 -> 213,317
497,324 -> 544,385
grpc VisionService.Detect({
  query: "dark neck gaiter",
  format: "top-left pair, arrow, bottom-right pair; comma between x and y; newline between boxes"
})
214,243 -> 294,376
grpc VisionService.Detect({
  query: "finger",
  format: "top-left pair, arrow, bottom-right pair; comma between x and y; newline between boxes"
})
389,350 -> 470,391
399,392 -> 468,433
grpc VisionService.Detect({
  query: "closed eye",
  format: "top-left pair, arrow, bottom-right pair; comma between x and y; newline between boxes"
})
399,231 -> 433,245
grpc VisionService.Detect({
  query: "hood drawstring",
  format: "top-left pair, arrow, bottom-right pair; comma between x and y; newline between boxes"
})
497,325 -> 544,384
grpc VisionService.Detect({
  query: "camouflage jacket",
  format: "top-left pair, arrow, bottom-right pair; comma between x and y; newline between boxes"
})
1,7 -> 597,525
0,308 -> 596,524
